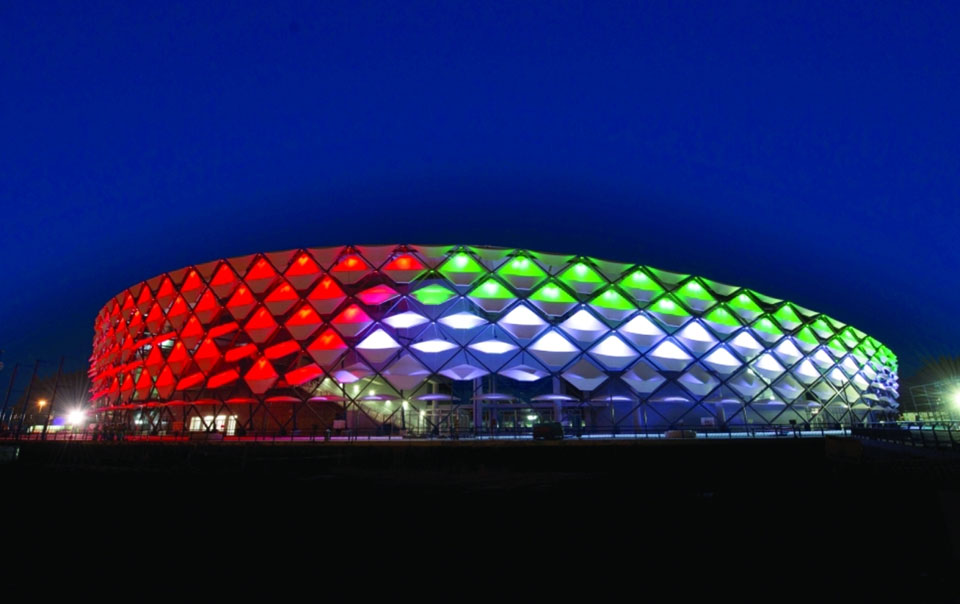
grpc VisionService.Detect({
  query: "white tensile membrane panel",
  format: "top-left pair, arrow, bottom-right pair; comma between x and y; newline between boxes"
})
89,244 -> 899,431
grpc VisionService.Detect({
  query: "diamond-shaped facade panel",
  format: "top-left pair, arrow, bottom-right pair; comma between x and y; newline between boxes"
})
88,244 -> 898,433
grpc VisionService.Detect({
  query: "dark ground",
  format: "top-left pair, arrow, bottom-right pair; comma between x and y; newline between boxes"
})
2,438 -> 957,592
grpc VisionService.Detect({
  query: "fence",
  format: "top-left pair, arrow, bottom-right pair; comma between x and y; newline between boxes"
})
852,421 -> 960,451
0,422 -> 854,443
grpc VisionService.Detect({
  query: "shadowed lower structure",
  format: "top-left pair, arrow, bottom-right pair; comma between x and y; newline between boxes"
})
88,245 -> 899,436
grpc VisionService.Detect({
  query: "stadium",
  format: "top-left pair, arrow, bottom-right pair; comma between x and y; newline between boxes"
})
88,245 -> 899,437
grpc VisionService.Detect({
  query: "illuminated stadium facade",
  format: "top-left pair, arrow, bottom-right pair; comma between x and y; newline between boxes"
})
89,245 -> 899,436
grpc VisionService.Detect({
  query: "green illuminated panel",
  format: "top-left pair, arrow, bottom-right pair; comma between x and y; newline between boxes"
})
498,256 -> 546,279
827,337 -> 847,357
704,306 -> 740,327
649,295 -> 690,318
438,253 -> 484,279
495,255 -> 547,289
558,262 -> 605,293
773,304 -> 801,329
618,269 -> 663,303
795,326 -> 819,346
676,279 -> 717,311
677,280 -> 713,301
468,278 -> 516,300
559,262 -> 603,284
751,315 -> 784,344
752,316 -> 782,337
839,326 -> 860,349
411,284 -> 457,305
530,282 -> 576,303
728,292 -> 763,319
589,288 -> 635,311
811,318 -> 834,338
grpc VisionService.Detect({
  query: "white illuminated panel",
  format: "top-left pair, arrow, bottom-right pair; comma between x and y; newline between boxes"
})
728,331 -> 763,360
529,330 -> 580,367
382,311 -> 429,329
498,304 -> 548,340
618,314 -> 666,350
811,348 -> 834,370
675,322 -> 717,355
791,359 -> 820,384
468,340 -> 519,355
438,312 -> 487,330
701,346 -> 742,375
588,334 -> 639,370
828,367 -> 848,387
773,339 -> 803,366
355,329 -> 401,363
558,309 -> 607,345
752,352 -> 785,381
647,340 -> 693,372
410,339 -> 459,354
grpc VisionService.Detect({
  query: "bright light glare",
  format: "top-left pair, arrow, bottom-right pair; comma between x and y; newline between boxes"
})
66,410 -> 85,425
952,388 -> 960,409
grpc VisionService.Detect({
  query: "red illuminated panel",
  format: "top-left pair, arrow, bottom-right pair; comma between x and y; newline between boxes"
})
166,342 -> 192,376
331,254 -> 368,272
119,335 -> 135,363
194,289 -> 222,324
330,254 -> 369,284
244,357 -> 279,394
244,307 -> 279,343
285,364 -> 323,386
263,280 -> 299,315
384,254 -> 424,272
144,346 -> 164,374
134,370 -> 153,400
306,328 -> 347,367
175,372 -> 205,391
180,270 -> 204,304
120,374 -> 134,402
245,257 -> 278,294
207,369 -> 240,389
106,377 -> 120,403
330,304 -> 373,337
224,343 -> 258,363
120,293 -> 136,321
193,338 -> 222,373
284,253 -> 323,290
166,296 -> 190,331
285,305 -> 323,340
156,277 -> 177,309
226,285 -> 257,320
127,311 -> 144,339
155,366 -> 176,398
208,322 -> 239,339
264,339 -> 301,360
306,277 -> 346,314
179,315 -> 204,350
136,287 -> 154,314
209,263 -> 240,299
145,304 -> 165,333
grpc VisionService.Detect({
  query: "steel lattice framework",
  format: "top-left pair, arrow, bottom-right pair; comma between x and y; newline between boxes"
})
89,245 -> 899,434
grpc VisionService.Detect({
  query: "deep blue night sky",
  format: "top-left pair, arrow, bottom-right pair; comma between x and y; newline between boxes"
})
1,1 -> 958,376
